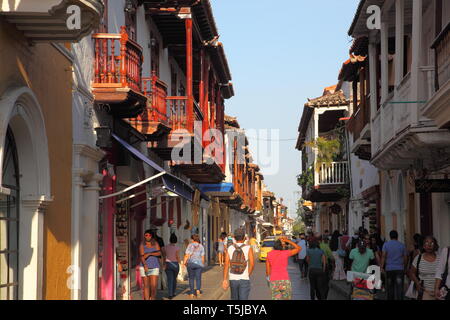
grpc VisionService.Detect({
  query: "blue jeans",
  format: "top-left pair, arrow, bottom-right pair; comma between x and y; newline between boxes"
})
229,279 -> 251,300
165,262 -> 179,297
187,263 -> 203,294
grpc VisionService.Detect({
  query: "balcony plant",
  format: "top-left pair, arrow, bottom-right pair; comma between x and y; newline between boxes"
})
305,137 -> 341,172
297,167 -> 314,190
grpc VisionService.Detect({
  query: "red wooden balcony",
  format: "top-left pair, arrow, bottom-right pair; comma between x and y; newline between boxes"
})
92,26 -> 146,118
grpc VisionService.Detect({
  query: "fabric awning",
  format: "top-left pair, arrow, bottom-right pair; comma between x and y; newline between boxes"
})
197,183 -> 234,197
112,133 -> 193,202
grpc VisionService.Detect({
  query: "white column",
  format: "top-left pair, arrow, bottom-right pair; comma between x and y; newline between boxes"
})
71,172 -> 84,300
81,174 -> 103,300
381,23 -> 390,102
369,40 -> 378,156
313,111 -> 319,185
19,197 -> 51,300
410,0 -> 423,124
395,0 -> 405,87
380,22 -> 389,145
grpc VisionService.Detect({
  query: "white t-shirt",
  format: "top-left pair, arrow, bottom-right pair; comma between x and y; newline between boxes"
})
228,243 -> 251,281
413,253 -> 440,293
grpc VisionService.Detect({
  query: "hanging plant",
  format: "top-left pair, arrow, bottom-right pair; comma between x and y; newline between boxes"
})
305,137 -> 341,172
297,167 -> 314,190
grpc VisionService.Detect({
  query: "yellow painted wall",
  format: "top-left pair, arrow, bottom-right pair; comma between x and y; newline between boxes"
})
0,18 -> 72,299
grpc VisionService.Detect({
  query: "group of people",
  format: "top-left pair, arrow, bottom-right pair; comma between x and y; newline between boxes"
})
293,228 -> 450,301
138,226 -> 449,301
139,228 -> 206,300
220,229 -> 299,300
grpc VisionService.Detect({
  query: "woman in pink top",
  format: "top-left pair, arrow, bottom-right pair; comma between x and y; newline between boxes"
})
266,237 -> 300,300
165,233 -> 181,299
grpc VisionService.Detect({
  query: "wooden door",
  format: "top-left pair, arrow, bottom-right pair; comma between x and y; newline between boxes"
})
419,192 -> 433,236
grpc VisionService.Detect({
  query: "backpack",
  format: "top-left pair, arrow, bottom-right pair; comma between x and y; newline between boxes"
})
230,244 -> 248,275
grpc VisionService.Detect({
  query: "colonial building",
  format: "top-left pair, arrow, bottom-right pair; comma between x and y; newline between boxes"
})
348,0 -> 450,247
296,85 -> 350,234
0,0 -> 104,300
339,38 -> 381,236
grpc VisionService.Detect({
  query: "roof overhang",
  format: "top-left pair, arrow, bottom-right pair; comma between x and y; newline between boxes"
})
0,0 -> 104,42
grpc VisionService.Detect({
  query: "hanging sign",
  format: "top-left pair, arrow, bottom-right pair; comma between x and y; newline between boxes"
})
415,179 -> 450,193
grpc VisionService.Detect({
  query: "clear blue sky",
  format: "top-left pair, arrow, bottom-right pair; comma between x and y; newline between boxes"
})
211,0 -> 360,217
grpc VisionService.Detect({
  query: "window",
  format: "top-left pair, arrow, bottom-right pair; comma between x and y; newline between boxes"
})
0,127 -> 20,300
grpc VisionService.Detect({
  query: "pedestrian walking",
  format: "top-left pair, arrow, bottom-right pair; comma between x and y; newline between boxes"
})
407,233 -> 423,270
381,230 -> 408,300
222,229 -> 255,300
407,236 -> 440,300
164,233 -> 180,299
349,239 -> 374,273
183,234 -> 205,298
330,230 -> 346,280
217,232 -> 227,267
265,237 -> 300,300
368,235 -> 381,266
319,235 -> 334,295
150,225 -> 166,290
306,239 -> 328,300
297,233 -> 308,279
249,235 -> 259,257
139,229 -> 162,300
435,245 -> 450,300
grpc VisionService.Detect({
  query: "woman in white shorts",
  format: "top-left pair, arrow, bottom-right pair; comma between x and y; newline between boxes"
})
139,230 -> 161,300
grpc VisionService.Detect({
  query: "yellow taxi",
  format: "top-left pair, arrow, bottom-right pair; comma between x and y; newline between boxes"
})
259,237 -> 276,262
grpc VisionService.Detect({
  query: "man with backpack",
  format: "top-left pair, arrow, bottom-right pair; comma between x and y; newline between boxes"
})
222,228 -> 255,300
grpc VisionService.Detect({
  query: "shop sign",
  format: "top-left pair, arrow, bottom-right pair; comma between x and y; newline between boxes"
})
415,179 -> 450,193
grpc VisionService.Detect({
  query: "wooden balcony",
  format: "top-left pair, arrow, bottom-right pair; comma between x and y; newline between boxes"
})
348,96 -> 371,160
303,162 -> 349,203
92,27 -> 146,118
317,162 -> 348,185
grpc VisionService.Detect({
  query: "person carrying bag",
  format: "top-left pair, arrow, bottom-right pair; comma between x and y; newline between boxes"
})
406,254 -> 423,300
435,246 -> 450,300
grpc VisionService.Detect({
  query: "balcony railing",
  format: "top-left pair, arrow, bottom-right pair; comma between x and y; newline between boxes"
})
432,21 -> 450,91
167,97 -> 203,131
142,75 -> 169,124
317,162 -> 348,185
92,26 -> 143,93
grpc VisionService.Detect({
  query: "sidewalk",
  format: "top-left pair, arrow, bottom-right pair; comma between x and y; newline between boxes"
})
131,264 -> 228,300
172,264 -> 230,300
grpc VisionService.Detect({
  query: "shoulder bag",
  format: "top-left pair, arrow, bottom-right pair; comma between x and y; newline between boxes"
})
405,254 -> 422,300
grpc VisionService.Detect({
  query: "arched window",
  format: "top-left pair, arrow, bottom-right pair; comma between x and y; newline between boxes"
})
0,127 -> 20,300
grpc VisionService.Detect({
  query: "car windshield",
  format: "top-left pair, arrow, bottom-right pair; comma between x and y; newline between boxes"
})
262,241 -> 275,247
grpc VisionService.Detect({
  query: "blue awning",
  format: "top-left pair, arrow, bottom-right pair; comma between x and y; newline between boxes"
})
197,183 -> 234,196
162,175 -> 193,202
112,133 -> 193,202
